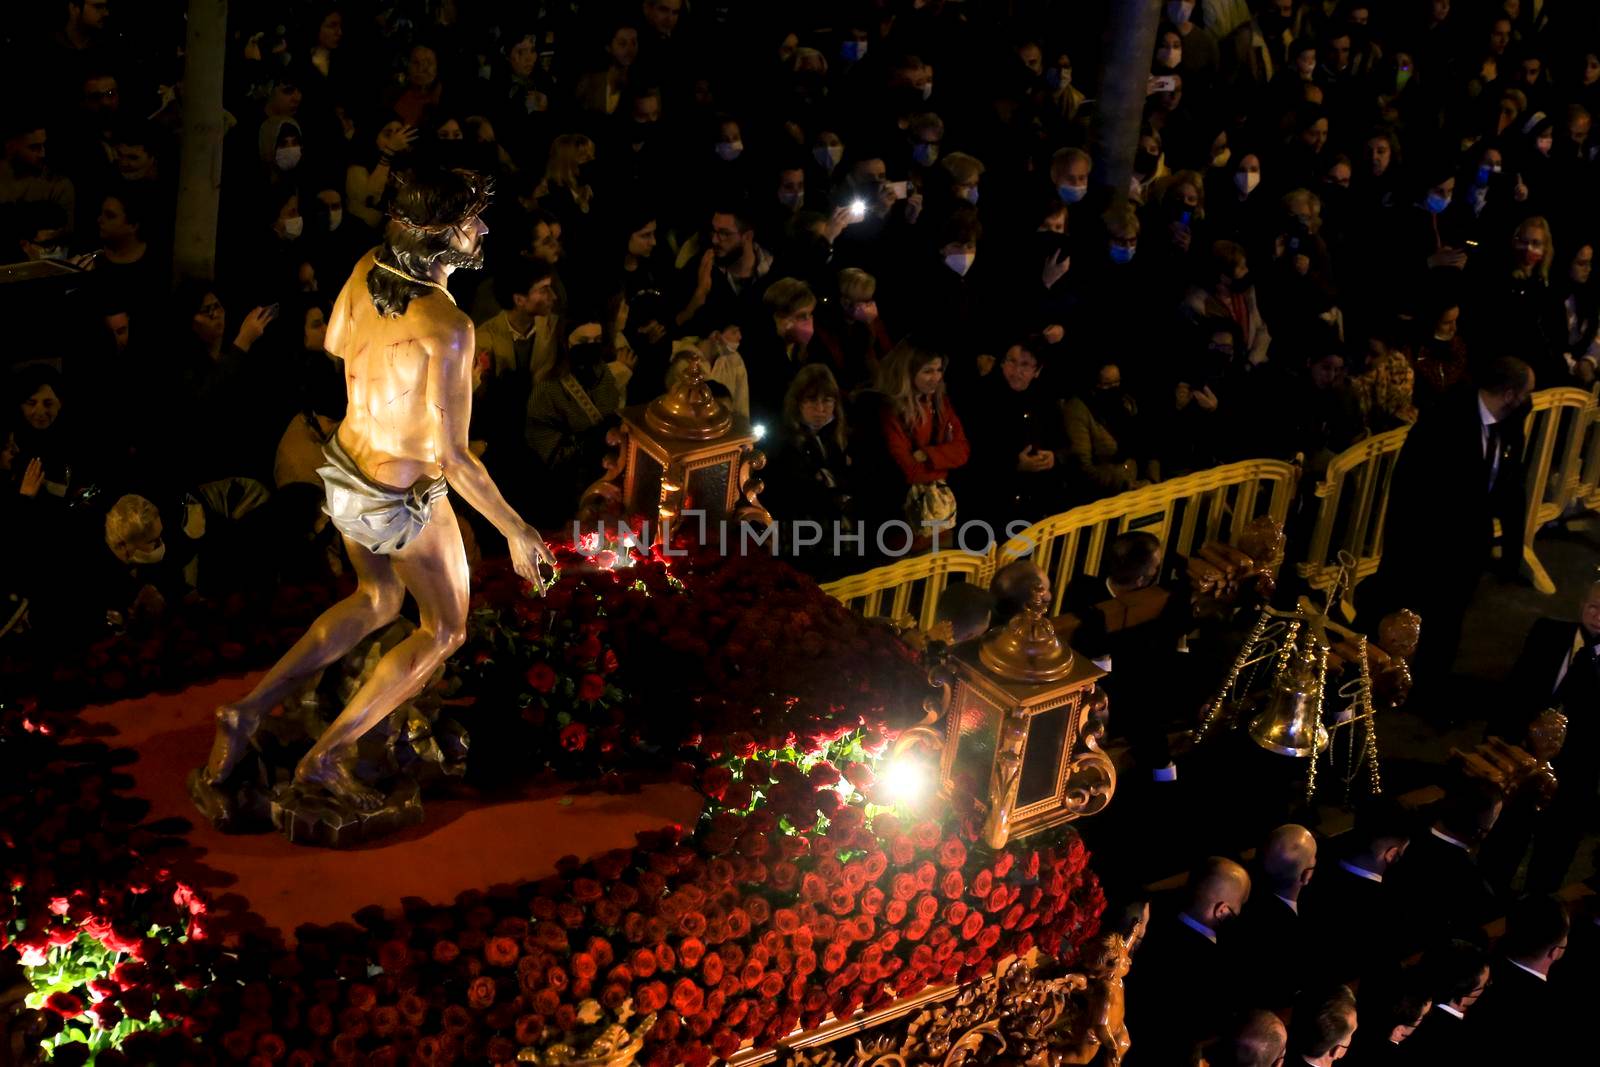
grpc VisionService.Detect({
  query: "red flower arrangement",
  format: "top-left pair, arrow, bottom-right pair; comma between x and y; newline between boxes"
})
5,541 -> 1106,1067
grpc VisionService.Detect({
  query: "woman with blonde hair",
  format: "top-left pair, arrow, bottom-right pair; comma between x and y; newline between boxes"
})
873,340 -> 970,528
1476,214 -> 1568,385
538,134 -> 595,215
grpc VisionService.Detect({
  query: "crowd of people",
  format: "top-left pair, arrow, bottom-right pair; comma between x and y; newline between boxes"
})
8,0 -> 1600,633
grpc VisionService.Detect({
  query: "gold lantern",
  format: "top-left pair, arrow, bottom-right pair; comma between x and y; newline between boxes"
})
940,587 -> 1115,849
581,353 -> 769,534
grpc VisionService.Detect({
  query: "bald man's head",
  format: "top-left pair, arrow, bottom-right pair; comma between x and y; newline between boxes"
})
1211,1008 -> 1288,1067
1186,856 -> 1251,930
1262,823 -> 1318,897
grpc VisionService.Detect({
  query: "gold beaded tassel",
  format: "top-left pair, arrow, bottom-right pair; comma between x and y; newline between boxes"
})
1195,610 -> 1273,743
1358,635 -> 1383,797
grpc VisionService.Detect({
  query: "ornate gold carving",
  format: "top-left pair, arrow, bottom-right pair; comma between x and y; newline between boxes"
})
518,1012 -> 657,1066
771,946 -> 1141,1067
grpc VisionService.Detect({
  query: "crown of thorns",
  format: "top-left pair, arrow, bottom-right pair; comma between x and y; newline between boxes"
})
386,169 -> 495,233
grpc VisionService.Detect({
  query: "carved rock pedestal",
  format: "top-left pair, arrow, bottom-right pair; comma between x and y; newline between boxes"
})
270,778 -> 424,848
189,621 -> 468,848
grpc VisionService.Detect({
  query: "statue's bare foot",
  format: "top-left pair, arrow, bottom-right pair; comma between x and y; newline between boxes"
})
294,750 -> 384,813
205,705 -> 259,785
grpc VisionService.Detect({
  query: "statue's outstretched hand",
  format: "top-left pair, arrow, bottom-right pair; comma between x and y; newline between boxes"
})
510,524 -> 556,592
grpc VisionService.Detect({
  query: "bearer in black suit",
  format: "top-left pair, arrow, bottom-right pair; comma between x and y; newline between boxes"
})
1467,895 -> 1570,1060
1237,823 -> 1318,1009
1125,857 -> 1252,1065
1365,357 -> 1535,702
1304,802 -> 1414,987
1397,940 -> 1491,1063
1387,778 -> 1504,950
1492,581 -> 1600,893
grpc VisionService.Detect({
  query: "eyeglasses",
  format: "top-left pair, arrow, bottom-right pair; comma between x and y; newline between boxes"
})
711,227 -> 740,239
199,302 -> 223,316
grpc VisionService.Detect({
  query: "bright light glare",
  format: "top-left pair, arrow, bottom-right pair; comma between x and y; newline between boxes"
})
882,757 -> 929,804
753,423 -> 767,441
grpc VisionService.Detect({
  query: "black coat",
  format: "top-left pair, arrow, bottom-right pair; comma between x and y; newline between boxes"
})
1386,831 -> 1498,949
1501,616 -> 1600,800
1371,384 -> 1527,607
1395,1005 -> 1474,1063
1233,893 -> 1311,1010
1303,862 -> 1406,986
1465,956 -> 1559,1061
1125,913 -> 1239,1064
955,374 -> 1068,527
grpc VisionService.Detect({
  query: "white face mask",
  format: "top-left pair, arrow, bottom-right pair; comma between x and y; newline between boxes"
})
920,81 -> 934,100
715,140 -> 744,161
1158,47 -> 1182,69
128,543 -> 166,564
1167,1 -> 1195,23
1235,170 -> 1260,195
944,250 -> 975,276
282,215 -> 304,238
327,208 -> 343,231
275,145 -> 303,170
815,144 -> 844,170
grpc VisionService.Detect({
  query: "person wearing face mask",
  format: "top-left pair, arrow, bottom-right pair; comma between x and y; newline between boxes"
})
905,112 -> 944,174
99,492 -> 196,627
958,339 -> 1068,526
1183,239 -> 1272,369
1063,360 -> 1154,503
1161,5 -> 1220,90
745,278 -> 823,432
258,116 -> 305,185
1204,150 -> 1266,247
1048,147 -> 1093,212
870,338 -> 969,540
1125,857 -> 1252,1065
1469,215 -> 1569,388
1557,243 -> 1600,384
1408,298 -> 1469,410
815,267 -> 893,391
883,209 -> 987,386
809,131 -> 846,185
764,364 -> 857,569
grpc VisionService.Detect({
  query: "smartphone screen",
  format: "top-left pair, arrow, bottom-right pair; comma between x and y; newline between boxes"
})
889,180 -> 909,201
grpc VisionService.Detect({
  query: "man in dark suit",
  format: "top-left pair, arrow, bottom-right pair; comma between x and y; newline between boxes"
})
1341,964 -> 1432,1065
1237,824 -> 1317,1010
1304,802 -> 1413,986
1366,356 -> 1535,702
1201,1009 -> 1288,1067
1126,857 -> 1252,1064
1388,778 -> 1503,950
1286,984 -> 1358,1067
1489,581 -> 1600,893
1397,940 -> 1490,1063
1467,895 -> 1569,1060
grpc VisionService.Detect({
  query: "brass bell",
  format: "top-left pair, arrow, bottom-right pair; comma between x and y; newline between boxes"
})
1248,636 -> 1329,758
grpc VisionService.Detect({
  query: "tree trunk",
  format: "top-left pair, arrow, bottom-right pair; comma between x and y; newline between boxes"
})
172,0 -> 228,284
1094,0 -> 1165,204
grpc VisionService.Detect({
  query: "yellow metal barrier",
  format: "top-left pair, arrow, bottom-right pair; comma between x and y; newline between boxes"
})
1296,427 -> 1410,618
821,390 -> 1600,625
1519,388 -> 1594,594
820,550 -> 994,632
993,459 -> 1300,616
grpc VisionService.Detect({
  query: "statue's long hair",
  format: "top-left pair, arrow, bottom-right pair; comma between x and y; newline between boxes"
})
367,168 -> 493,317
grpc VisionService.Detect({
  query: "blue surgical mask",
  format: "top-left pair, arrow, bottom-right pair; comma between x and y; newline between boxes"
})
715,140 -> 744,161
778,189 -> 802,207
945,250 -> 975,276
841,40 -> 867,62
1425,191 -> 1451,213
1046,67 -> 1071,90
1109,243 -> 1136,264
912,142 -> 939,167
963,186 -> 980,205
1058,183 -> 1086,204
814,144 -> 844,171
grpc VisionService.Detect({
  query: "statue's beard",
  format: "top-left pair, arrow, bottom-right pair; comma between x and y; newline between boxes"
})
438,243 -> 484,272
